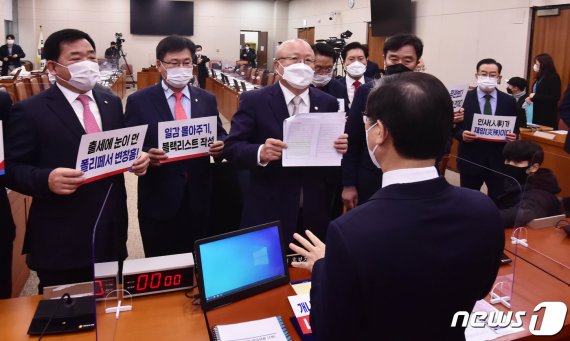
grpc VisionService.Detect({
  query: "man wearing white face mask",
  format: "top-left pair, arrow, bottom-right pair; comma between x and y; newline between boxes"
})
0,34 -> 26,76
454,58 -> 518,200
224,38 -> 348,244
333,42 -> 373,113
310,43 -> 345,102
125,35 -> 227,257
4,29 -> 150,293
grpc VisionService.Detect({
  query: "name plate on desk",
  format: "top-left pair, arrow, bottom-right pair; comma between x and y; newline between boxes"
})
533,131 -> 557,140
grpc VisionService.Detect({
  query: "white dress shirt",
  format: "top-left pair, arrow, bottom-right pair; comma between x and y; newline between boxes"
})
345,75 -> 365,108
57,82 -> 102,131
381,166 -> 439,188
162,80 -> 192,119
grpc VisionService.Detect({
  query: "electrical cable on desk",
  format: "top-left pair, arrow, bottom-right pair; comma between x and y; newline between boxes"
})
38,293 -> 72,341
555,219 -> 569,229
184,285 -> 197,299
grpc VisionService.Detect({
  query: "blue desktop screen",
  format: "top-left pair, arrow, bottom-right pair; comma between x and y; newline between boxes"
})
199,225 -> 286,301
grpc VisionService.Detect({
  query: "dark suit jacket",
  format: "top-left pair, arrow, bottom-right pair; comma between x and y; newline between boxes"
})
124,84 -> 227,222
0,44 -> 25,75
4,85 -> 128,270
311,177 -> 504,340
224,83 -> 339,241
531,73 -> 562,128
514,93 -> 528,128
341,81 -> 382,204
559,83 -> 570,153
364,60 -> 380,79
314,78 -> 346,112
0,91 -> 15,250
454,89 -> 518,175
241,49 -> 256,67
332,75 -> 373,113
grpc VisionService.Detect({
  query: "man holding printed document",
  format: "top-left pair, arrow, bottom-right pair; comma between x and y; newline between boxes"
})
224,39 -> 348,243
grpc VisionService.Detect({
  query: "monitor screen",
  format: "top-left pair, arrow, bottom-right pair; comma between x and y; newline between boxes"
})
195,222 -> 289,310
130,0 -> 194,36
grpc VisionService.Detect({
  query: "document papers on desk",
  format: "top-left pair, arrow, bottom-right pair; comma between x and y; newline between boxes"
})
282,112 -> 345,167
464,300 -> 524,341
212,316 -> 292,341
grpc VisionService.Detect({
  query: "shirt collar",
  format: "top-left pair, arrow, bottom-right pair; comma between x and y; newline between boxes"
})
279,81 -> 309,106
381,166 -> 439,188
347,75 -> 365,86
162,80 -> 191,100
56,82 -> 95,105
476,86 -> 497,99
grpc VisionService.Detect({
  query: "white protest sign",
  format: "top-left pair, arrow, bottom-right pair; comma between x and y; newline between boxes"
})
158,116 -> 217,163
446,84 -> 469,112
76,125 -> 148,183
288,294 -> 312,335
0,121 -> 4,175
471,114 -> 516,142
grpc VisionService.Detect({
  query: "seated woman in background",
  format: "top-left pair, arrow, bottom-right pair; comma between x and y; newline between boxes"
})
496,140 -> 563,228
526,53 -> 561,128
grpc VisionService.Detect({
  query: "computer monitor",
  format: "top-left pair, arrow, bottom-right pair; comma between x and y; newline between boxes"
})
233,78 -> 240,91
240,81 -> 247,92
211,69 -> 216,78
194,221 -> 289,311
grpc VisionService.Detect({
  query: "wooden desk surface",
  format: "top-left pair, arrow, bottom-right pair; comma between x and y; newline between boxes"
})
505,226 -> 570,285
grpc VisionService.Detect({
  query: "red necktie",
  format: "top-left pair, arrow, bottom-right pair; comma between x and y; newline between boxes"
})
77,94 -> 101,133
353,81 -> 361,90
174,92 -> 187,120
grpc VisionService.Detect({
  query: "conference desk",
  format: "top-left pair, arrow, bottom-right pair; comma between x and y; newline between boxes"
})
205,76 -> 240,122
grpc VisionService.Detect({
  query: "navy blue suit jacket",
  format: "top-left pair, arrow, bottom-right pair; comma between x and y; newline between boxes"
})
454,89 -> 518,175
341,81 -> 382,203
332,76 -> 373,113
224,83 -> 339,241
5,85 -> 128,270
0,92 -> 15,244
0,44 -> 25,75
313,78 -> 345,112
311,177 -> 504,340
124,84 -> 227,221
559,83 -> 570,153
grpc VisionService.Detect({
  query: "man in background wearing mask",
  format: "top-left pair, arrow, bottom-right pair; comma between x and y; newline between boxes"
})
310,43 -> 344,102
506,76 -> 529,127
334,42 -> 372,113
4,29 -> 149,292
0,34 -> 26,76
125,35 -> 226,257
241,44 -> 257,68
454,58 -> 518,200
224,39 -> 348,243
193,44 -> 210,89
342,33 -> 423,210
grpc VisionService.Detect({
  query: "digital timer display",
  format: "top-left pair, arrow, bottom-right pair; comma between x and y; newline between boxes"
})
94,277 -> 118,300
123,267 -> 194,296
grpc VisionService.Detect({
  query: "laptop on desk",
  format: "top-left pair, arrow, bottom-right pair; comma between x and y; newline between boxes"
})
194,221 -> 290,311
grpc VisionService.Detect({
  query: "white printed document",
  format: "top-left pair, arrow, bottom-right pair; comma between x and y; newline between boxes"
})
282,112 -> 345,167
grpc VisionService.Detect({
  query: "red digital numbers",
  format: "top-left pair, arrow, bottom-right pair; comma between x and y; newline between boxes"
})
135,272 -> 183,292
95,280 -> 104,296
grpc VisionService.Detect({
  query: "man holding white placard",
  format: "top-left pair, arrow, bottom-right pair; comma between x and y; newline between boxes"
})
454,58 -> 519,200
124,35 -> 226,257
4,29 -> 149,292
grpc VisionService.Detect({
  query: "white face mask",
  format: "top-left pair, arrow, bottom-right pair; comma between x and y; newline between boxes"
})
6,39 -> 15,45
477,76 -> 498,93
162,65 -> 193,88
312,72 -> 333,87
365,122 -> 381,169
278,62 -> 314,90
533,63 -> 540,73
346,61 -> 366,78
56,60 -> 100,92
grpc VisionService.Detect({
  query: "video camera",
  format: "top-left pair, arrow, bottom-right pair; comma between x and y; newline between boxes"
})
115,32 -> 125,49
316,30 -> 353,58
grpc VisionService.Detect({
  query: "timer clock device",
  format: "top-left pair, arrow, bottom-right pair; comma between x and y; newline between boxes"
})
122,253 -> 195,297
94,261 -> 119,301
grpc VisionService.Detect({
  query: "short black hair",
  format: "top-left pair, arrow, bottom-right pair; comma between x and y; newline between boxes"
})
341,42 -> 368,61
476,58 -> 503,74
312,43 -> 337,63
156,35 -> 196,60
383,34 -> 423,60
44,29 -> 96,62
196,45 -> 203,49
503,140 -> 544,165
366,72 -> 453,160
110,41 -> 116,45
506,77 -> 527,91
6,34 -> 15,40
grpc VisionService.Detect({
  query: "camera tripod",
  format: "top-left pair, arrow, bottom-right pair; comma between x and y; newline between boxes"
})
117,44 -> 135,85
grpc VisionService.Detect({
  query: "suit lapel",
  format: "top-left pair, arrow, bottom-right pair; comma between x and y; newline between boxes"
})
268,83 -> 290,126
309,87 -> 322,113
93,90 -> 114,131
188,85 -> 203,118
149,83 -> 174,122
46,86 -> 86,139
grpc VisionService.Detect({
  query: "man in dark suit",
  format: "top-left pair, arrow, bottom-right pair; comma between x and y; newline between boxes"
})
0,34 -> 26,76
224,39 -> 348,243
125,35 -> 226,257
310,43 -> 345,104
0,91 -> 15,298
342,34 -> 423,209
333,42 -> 373,113
290,72 -> 504,340
241,44 -> 256,68
193,44 -> 210,89
4,29 -> 149,292
506,76 -> 529,127
454,58 -> 518,200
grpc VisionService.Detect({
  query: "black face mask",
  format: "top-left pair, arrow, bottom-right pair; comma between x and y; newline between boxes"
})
503,164 -> 529,187
384,63 -> 412,75
506,87 -> 513,94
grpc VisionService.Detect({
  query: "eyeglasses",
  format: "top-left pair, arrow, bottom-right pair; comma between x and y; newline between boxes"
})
276,56 -> 316,66
161,60 -> 193,68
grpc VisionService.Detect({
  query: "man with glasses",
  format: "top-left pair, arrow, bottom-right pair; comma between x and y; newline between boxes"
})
454,58 -> 518,200
310,43 -> 344,103
124,35 -> 226,257
224,39 -> 348,243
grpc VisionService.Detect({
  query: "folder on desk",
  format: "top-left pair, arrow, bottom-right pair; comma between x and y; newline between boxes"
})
211,316 -> 291,341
